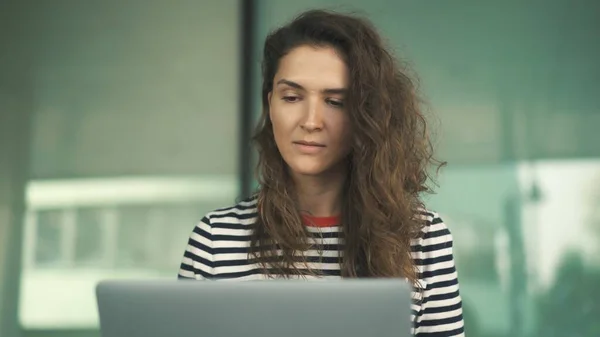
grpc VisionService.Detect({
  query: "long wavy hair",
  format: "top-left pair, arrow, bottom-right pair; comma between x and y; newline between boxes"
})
250,9 -> 444,285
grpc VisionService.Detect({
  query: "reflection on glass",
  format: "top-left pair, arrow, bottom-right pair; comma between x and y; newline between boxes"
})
74,208 -> 104,267
35,210 -> 63,267
19,176 -> 237,329
427,160 -> 600,337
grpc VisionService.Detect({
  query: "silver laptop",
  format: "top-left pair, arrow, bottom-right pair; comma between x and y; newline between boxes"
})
96,279 -> 413,337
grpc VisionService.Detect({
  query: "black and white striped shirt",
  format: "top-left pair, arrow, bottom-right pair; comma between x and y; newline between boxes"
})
178,197 -> 465,336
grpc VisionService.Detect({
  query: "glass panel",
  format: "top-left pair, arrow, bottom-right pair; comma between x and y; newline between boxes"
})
34,211 -> 63,267
255,1 -> 600,336
18,0 -> 241,331
74,208 -> 104,267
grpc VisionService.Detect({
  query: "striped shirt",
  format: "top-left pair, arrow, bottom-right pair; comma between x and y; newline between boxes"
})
178,197 -> 465,336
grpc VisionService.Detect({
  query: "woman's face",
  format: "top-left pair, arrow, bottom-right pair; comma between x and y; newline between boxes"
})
268,45 -> 352,178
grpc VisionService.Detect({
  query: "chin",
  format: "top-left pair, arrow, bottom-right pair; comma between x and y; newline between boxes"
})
288,161 -> 329,177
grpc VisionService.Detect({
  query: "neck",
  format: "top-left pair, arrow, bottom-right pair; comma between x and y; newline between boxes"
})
291,167 -> 347,217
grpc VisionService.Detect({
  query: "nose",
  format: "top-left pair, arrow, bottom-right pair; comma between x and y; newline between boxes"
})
300,97 -> 324,132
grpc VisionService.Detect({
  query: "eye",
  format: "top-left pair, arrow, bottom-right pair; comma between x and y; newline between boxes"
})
282,95 -> 301,103
326,98 -> 344,108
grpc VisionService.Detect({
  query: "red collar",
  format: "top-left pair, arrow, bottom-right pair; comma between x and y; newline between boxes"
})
301,214 -> 340,227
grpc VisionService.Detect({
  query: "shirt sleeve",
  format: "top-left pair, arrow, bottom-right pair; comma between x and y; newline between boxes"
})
413,212 -> 465,336
177,215 -> 215,280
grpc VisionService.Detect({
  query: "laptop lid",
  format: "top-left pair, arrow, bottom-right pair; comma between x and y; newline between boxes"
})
96,279 -> 413,337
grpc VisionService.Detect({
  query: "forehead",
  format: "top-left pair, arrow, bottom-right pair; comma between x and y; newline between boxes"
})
275,45 -> 348,89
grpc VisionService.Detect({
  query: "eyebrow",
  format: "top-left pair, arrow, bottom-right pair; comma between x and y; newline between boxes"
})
276,79 -> 347,95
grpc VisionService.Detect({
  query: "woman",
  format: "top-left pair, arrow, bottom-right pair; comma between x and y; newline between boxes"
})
179,9 -> 465,336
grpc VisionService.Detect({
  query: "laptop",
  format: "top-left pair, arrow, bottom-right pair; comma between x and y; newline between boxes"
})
96,279 -> 413,337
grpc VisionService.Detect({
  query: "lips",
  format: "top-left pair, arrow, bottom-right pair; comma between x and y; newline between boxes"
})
292,140 -> 326,154
293,140 -> 325,147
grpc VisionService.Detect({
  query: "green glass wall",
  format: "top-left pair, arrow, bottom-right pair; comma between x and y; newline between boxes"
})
253,1 -> 600,336
1,1 -> 241,336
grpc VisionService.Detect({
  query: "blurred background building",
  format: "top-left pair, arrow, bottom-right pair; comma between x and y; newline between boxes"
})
1,1 -> 599,337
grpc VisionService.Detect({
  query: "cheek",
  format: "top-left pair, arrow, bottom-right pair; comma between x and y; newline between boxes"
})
271,102 -> 302,135
270,115 -> 284,136
330,117 -> 352,148
270,109 -> 294,147
339,132 -> 353,157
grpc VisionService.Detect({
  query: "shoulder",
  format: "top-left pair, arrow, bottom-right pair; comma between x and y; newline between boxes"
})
201,195 -> 259,230
411,210 -> 464,335
179,196 -> 259,279
184,196 -> 258,254
411,209 -> 458,286
414,209 -> 453,247
411,209 -> 455,263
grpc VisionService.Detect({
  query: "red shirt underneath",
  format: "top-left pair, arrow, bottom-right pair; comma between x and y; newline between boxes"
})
301,214 -> 340,228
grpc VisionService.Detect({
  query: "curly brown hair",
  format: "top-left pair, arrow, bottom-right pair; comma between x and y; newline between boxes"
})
251,9 -> 444,285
